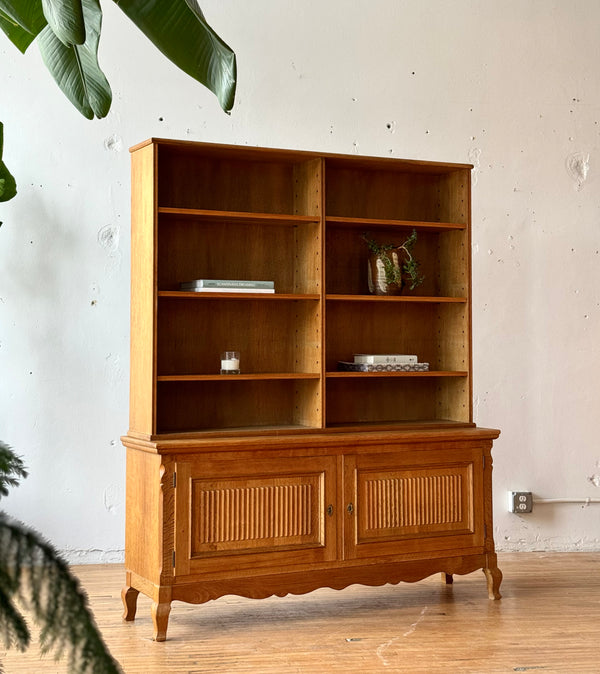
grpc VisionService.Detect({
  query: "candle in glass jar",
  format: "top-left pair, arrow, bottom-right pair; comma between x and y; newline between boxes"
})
220,351 -> 240,374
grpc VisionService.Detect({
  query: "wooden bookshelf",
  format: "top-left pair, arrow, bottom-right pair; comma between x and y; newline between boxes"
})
122,139 -> 501,641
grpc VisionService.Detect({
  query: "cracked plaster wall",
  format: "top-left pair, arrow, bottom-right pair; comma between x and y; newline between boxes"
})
1,0 -> 600,561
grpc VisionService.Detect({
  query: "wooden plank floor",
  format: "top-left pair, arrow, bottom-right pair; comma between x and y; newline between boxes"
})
2,553 -> 599,673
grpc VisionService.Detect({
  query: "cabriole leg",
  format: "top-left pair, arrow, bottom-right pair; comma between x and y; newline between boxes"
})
483,565 -> 503,600
121,586 -> 139,621
151,601 -> 172,642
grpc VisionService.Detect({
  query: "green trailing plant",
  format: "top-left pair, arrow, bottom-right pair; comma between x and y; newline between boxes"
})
363,229 -> 425,291
0,441 -> 122,673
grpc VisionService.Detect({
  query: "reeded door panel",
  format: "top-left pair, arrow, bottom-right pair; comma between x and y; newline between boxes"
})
174,455 -> 337,576
344,446 -> 485,560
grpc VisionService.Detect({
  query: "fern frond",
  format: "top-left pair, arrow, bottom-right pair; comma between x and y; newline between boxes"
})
0,580 -> 30,652
0,512 -> 121,673
0,442 -> 28,499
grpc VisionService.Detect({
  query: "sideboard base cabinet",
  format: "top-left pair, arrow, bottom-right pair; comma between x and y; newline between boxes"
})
122,428 -> 501,641
122,139 -> 501,641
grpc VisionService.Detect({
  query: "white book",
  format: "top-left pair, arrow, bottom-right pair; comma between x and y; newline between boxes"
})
184,287 -> 275,294
353,354 -> 418,365
181,279 -> 274,290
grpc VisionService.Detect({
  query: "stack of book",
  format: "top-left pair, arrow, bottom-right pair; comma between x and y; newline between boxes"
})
180,279 -> 275,293
337,354 -> 429,372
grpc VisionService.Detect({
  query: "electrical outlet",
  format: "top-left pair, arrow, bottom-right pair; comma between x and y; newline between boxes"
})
508,491 -> 533,513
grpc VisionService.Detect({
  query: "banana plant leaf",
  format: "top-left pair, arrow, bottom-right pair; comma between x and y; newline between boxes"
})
0,122 -> 17,205
0,0 -> 88,52
38,0 -> 111,119
0,9 -> 36,51
42,0 -> 85,46
0,0 -> 235,115
0,0 -> 46,52
0,0 -> 46,35
113,0 -> 236,112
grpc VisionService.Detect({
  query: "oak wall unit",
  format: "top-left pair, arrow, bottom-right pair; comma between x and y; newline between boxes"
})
122,138 -> 501,641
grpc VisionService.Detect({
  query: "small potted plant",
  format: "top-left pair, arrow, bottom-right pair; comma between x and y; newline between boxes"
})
362,230 -> 424,295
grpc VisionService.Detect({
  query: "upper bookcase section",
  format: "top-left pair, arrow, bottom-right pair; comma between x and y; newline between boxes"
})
131,138 -> 472,224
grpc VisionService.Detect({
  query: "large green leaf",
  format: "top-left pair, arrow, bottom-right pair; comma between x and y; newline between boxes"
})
0,122 -> 18,206
0,0 -> 46,36
38,0 -> 111,119
113,0 -> 236,112
42,0 -> 85,45
0,8 -> 37,52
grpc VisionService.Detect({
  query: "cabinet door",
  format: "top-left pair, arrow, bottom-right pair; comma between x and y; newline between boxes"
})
343,446 -> 485,560
174,455 -> 337,576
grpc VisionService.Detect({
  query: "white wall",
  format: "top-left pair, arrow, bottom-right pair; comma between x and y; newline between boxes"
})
1,0 -> 599,561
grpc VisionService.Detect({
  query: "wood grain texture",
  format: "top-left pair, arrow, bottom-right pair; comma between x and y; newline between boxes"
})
363,471 -> 464,530
325,165 -> 453,222
343,446 -> 484,562
124,426 -> 500,455
3,553 -> 598,672
173,454 -> 337,578
157,217 -> 320,294
168,554 -> 493,606
193,480 -> 317,549
124,449 -> 164,583
129,143 -> 157,435
156,297 -> 321,376
151,601 -> 171,642
155,379 -> 322,434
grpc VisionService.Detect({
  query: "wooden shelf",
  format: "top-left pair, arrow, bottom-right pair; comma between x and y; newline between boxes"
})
326,294 -> 467,303
325,419 -> 475,432
158,291 -> 320,300
326,216 -> 466,232
152,424 -> 323,439
159,291 -> 462,302
157,373 -> 320,382
159,372 -> 466,382
326,371 -> 468,378
159,207 -> 319,227
160,291 -> 464,302
153,419 -> 475,439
